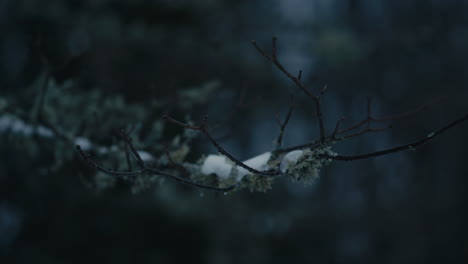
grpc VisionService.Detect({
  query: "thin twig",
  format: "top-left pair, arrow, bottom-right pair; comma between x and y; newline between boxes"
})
124,144 -> 133,171
164,115 -> 282,177
325,113 -> 468,161
338,96 -> 447,135
332,117 -> 346,139
276,122 -> 391,154
373,96 -> 448,122
275,98 -> 295,149
251,37 -> 326,143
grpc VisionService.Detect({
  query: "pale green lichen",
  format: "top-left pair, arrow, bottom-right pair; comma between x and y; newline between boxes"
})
168,144 -> 190,163
185,163 -> 220,187
217,165 -> 239,188
285,146 -> 336,184
241,174 -> 275,193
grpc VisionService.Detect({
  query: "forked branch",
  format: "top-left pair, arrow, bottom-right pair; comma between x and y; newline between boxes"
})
251,37 -> 326,144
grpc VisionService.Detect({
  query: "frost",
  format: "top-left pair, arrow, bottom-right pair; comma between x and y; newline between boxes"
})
201,152 -> 272,182
280,150 -> 304,172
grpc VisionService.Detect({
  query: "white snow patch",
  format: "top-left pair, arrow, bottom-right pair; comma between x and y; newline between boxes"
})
137,151 -> 153,162
75,137 -> 92,151
237,152 -> 272,178
0,114 -> 155,162
201,152 -> 272,181
0,115 -> 53,138
280,150 -> 304,173
36,126 -> 54,138
201,155 -> 232,179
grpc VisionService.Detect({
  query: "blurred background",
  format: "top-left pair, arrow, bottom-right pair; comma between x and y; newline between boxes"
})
1,0 -> 467,263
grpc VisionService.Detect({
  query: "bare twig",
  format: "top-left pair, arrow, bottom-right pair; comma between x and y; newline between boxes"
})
338,96 -> 447,135
124,144 -> 133,171
251,37 -> 326,144
276,96 -> 448,154
373,96 -> 448,122
324,113 -> 468,161
275,96 -> 295,149
332,117 -> 346,139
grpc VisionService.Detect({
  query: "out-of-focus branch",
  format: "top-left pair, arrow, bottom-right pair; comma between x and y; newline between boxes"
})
76,130 -> 238,192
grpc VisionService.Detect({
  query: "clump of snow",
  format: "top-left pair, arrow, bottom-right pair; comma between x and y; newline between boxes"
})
74,136 -> 154,162
75,137 -> 92,151
201,152 -> 272,181
238,152 -> 272,177
0,115 -> 53,138
137,151 -> 153,162
201,155 -> 233,179
280,150 -> 304,172
36,126 -> 54,138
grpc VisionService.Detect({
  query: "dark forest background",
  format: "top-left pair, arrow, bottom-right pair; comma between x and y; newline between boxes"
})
1,0 -> 467,263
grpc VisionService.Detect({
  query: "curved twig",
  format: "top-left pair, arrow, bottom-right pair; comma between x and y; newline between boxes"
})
324,113 -> 468,161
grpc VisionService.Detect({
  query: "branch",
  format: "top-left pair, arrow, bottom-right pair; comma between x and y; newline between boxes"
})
274,96 -> 295,150
338,96 -> 446,135
75,132 -> 238,192
324,113 -> 468,161
163,115 -> 281,177
251,37 -> 326,144
276,96 -> 446,154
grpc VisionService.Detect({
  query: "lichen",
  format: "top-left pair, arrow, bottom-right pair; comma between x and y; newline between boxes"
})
284,146 -> 336,184
241,174 -> 275,193
218,166 -> 240,188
